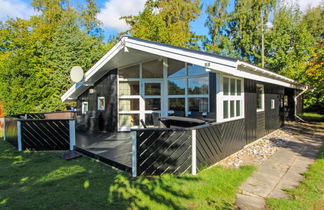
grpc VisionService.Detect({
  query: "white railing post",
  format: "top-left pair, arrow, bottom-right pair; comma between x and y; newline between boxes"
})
17,121 -> 22,151
69,120 -> 76,151
3,117 -> 6,141
131,131 -> 137,177
192,129 -> 197,175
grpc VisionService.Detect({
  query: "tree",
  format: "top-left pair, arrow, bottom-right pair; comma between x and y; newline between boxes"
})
0,0 -> 106,114
122,0 -> 201,48
205,0 -> 276,64
265,5 -> 315,78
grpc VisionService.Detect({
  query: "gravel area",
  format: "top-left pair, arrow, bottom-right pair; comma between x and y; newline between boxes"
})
216,123 -> 302,168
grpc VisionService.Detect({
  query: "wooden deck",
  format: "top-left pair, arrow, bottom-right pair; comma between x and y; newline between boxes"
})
75,131 -> 132,172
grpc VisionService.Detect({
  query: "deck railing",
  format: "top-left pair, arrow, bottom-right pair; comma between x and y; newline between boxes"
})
4,114 -> 76,151
131,119 -> 247,176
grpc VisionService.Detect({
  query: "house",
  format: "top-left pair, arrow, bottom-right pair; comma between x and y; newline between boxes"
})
61,36 -> 305,176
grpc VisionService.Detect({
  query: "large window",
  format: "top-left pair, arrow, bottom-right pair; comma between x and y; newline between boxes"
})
118,65 -> 141,129
256,84 -> 264,112
167,59 -> 209,115
117,59 -> 210,130
222,75 -> 243,120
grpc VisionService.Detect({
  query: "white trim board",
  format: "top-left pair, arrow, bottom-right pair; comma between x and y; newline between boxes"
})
61,36 -> 303,102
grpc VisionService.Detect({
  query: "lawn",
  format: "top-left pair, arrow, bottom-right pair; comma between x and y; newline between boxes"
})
267,143 -> 324,210
299,112 -> 324,123
0,141 -> 254,210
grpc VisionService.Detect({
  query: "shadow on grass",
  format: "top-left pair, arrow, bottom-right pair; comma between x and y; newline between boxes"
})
0,141 -> 200,209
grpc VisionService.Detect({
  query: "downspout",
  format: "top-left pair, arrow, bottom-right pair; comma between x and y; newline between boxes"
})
294,85 -> 309,121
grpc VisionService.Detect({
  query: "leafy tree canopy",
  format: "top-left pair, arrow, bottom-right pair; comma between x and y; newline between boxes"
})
0,0 -> 107,114
122,0 -> 201,48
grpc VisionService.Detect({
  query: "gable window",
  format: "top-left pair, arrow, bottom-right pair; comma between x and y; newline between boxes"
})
81,102 -> 88,114
222,76 -> 243,121
256,84 -> 264,112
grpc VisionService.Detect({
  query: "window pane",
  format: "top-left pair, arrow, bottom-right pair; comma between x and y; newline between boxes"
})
168,79 -> 185,95
97,97 -> 105,111
169,98 -> 185,111
145,98 -> 161,110
168,59 -> 186,78
237,80 -> 241,96
142,60 -> 163,78
188,64 -> 206,76
230,100 -> 235,117
223,77 -> 229,95
119,65 -> 139,78
236,100 -> 241,117
271,99 -> 275,109
188,98 -> 208,112
256,85 -> 264,109
82,102 -> 88,114
119,81 -> 139,96
284,96 -> 288,106
119,99 -> 139,111
188,77 -> 208,95
223,101 -> 228,119
145,83 -> 161,95
230,79 -> 236,95
119,114 -> 139,127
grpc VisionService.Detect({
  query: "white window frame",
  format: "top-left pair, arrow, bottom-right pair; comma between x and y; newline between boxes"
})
81,102 -> 88,114
167,62 -> 209,116
256,84 -> 265,112
219,74 -> 244,122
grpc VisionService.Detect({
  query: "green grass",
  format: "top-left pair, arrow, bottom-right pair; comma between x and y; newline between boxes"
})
299,112 -> 324,123
267,144 -> 324,210
0,141 -> 254,210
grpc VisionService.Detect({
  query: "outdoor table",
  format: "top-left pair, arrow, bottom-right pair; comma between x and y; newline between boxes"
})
159,116 -> 208,128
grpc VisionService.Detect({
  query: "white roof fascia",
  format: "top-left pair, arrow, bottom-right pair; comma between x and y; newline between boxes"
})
61,38 -> 125,102
61,81 -> 84,102
237,61 -> 297,84
125,38 -> 238,72
84,39 -> 124,82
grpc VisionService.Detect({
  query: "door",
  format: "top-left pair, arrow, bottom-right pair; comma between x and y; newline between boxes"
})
141,81 -> 163,127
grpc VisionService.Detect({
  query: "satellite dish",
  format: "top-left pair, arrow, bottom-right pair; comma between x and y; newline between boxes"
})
70,66 -> 84,83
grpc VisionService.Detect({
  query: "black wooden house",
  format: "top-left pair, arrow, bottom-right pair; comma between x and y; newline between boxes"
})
60,36 -> 304,176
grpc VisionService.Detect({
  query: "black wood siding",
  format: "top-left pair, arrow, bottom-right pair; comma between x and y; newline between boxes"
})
20,120 -> 70,150
196,119 -> 246,170
209,72 -> 217,113
244,79 -> 285,143
136,129 -> 192,176
244,79 -> 257,143
76,69 -> 118,132
264,84 -> 285,134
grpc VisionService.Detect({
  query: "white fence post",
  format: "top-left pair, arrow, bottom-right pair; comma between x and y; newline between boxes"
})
192,129 -> 197,175
131,131 -> 137,177
17,121 -> 22,151
69,120 -> 76,151
3,117 -> 6,141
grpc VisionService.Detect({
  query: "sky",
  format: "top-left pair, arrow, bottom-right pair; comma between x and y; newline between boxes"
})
0,0 -> 322,42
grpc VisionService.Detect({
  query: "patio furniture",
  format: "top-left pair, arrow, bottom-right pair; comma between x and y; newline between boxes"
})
159,116 -> 207,128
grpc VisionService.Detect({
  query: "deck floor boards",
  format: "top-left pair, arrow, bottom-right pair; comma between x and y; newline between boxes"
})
75,131 -> 132,170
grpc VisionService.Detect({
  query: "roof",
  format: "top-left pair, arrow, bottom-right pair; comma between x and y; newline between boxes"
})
61,36 -> 303,102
